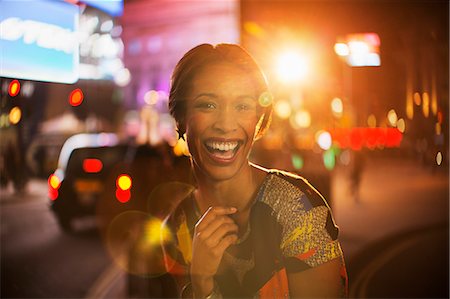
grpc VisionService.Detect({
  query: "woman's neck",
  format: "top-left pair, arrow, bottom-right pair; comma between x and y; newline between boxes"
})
193,163 -> 265,215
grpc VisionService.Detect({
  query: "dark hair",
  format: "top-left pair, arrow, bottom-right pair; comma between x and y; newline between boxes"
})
168,43 -> 272,140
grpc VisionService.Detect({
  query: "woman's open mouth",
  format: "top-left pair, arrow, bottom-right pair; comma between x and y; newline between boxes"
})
204,139 -> 241,162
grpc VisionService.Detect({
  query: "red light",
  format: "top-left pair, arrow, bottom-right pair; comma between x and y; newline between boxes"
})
8,80 -> 20,97
115,189 -> 131,203
49,189 -> 59,201
69,88 -> 84,106
83,159 -> 103,173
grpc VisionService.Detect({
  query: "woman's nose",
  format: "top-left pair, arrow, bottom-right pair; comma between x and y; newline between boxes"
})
212,107 -> 238,133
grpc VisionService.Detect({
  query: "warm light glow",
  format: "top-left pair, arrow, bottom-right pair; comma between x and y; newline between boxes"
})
435,123 -> 441,135
294,109 -> 311,128
116,174 -> 132,190
397,118 -> 406,133
331,97 -> 343,117
275,50 -> 308,84
115,189 -> 131,203
367,114 -> 377,127
144,90 -> 159,105
274,100 -> 292,119
8,80 -> 20,97
258,91 -> 273,107
436,152 -> 443,166
387,109 -> 398,127
406,97 -> 414,120
422,92 -> 429,117
69,88 -> 84,107
83,158 -> 103,173
144,218 -> 172,245
9,107 -> 21,124
334,43 -> 349,56
413,92 -> 421,106
48,174 -> 61,190
316,130 -> 332,150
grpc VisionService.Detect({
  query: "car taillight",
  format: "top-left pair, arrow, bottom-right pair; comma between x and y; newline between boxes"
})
48,173 -> 61,201
115,174 -> 132,203
83,158 -> 103,173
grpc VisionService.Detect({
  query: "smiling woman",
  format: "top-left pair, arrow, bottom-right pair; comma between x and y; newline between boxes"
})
150,44 -> 348,298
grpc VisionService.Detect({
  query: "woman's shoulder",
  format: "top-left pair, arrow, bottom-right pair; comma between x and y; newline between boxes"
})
257,166 -> 330,211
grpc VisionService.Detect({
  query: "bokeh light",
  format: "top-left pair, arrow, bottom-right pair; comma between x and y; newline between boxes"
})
397,118 -> 406,133
69,88 -> 84,107
274,100 -> 292,119
367,114 -> 377,127
413,92 -> 421,105
331,97 -> 343,118
436,152 -> 443,166
258,91 -> 273,107
117,174 -> 132,190
334,43 -> 349,56
422,92 -> 430,117
9,107 -> 21,124
387,109 -> 397,127
8,80 -> 20,97
291,154 -> 304,170
275,50 -> 308,84
294,109 -> 311,128
316,130 -> 332,150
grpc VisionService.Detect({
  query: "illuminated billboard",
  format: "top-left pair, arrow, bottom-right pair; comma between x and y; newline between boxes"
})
0,0 -> 79,83
81,0 -> 123,17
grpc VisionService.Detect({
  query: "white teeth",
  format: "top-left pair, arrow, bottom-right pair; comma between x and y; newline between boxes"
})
206,141 -> 238,151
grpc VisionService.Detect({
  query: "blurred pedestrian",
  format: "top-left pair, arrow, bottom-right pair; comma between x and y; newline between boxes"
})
149,43 -> 348,298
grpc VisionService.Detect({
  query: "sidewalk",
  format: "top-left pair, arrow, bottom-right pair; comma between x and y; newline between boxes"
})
0,179 -> 48,204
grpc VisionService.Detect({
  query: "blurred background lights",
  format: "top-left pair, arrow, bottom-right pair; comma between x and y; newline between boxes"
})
436,152 -> 443,166
367,114 -> 377,127
413,92 -> 421,105
334,43 -> 349,56
322,149 -> 335,170
422,92 -> 430,117
274,100 -> 292,119
144,90 -> 159,105
258,91 -> 273,107
316,130 -> 332,150
8,80 -> 20,97
291,154 -> 304,170
69,88 -> 84,107
114,68 -> 131,87
397,118 -> 406,133
9,107 -> 22,125
435,123 -> 441,135
387,109 -> 398,127
294,109 -> 311,128
275,50 -> 308,84
331,97 -> 343,117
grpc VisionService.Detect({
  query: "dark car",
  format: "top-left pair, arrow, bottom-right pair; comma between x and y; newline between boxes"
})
48,133 -> 192,232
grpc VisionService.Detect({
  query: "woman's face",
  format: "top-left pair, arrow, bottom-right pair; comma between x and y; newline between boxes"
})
184,62 -> 260,181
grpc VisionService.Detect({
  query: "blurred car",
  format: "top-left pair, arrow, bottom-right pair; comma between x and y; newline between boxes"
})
48,132 -> 192,233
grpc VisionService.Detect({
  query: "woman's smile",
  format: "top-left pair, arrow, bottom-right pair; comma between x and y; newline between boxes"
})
203,138 -> 242,163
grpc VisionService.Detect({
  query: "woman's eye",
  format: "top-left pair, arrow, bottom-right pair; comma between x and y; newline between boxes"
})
236,103 -> 255,111
196,102 -> 216,110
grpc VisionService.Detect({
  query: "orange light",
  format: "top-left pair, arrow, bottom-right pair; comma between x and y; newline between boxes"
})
115,189 -> 131,203
49,189 -> 59,201
69,88 -> 84,106
116,174 -> 132,190
8,80 -> 20,97
83,158 -> 103,173
48,174 -> 61,190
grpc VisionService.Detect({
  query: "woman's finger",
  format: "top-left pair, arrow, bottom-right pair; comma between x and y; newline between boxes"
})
195,206 -> 237,232
204,222 -> 239,247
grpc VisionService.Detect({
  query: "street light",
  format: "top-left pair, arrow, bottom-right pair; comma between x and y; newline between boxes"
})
275,50 -> 309,84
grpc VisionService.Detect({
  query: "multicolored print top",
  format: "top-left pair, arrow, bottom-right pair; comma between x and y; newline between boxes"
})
162,169 -> 348,298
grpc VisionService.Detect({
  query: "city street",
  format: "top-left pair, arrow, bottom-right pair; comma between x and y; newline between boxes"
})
0,181 -> 111,298
0,153 -> 448,298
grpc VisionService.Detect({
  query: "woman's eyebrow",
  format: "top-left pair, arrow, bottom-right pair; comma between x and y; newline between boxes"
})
192,93 -> 217,100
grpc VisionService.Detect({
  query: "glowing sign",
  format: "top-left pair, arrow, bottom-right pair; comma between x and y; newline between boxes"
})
0,0 -> 79,83
335,33 -> 381,67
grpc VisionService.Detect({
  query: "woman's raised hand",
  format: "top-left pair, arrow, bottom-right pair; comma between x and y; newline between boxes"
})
190,206 -> 238,298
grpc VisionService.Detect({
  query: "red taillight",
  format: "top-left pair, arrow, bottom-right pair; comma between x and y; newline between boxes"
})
115,174 -> 132,203
83,158 -> 103,173
48,174 -> 61,201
